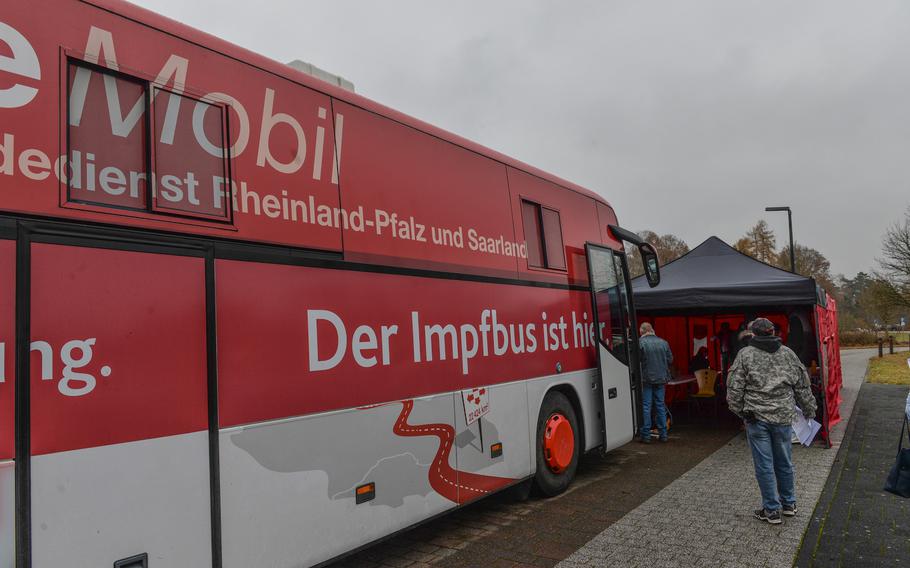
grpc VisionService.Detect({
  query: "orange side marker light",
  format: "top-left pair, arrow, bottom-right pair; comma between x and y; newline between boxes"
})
356,482 -> 375,504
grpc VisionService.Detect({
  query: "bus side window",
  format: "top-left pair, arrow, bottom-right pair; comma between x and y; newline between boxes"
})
520,199 -> 566,271
67,62 -> 150,211
65,61 -> 233,223
152,90 -> 232,221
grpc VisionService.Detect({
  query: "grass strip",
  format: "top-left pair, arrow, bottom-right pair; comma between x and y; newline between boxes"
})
866,353 -> 910,385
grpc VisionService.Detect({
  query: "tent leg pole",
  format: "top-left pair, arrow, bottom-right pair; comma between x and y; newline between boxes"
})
820,385 -> 831,449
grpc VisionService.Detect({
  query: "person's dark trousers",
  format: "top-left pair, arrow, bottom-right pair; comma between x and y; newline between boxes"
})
745,420 -> 796,511
641,383 -> 667,441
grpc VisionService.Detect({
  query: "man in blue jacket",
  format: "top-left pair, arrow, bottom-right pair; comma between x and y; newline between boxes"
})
639,322 -> 674,443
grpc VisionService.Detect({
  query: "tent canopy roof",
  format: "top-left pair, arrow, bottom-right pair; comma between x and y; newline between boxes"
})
631,236 -> 819,312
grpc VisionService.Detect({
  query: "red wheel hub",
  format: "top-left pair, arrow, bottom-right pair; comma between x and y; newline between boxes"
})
543,413 -> 575,474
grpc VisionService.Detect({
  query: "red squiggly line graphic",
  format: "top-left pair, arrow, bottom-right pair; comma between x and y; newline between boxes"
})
393,400 -> 515,504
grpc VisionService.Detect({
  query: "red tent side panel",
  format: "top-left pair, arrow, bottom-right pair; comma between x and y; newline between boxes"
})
816,295 -> 843,431
642,316 -> 688,375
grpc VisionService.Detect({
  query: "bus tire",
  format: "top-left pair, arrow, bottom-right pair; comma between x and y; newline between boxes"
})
533,391 -> 580,497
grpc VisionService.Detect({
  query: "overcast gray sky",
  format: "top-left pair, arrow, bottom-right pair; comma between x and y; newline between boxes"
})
133,0 -> 910,277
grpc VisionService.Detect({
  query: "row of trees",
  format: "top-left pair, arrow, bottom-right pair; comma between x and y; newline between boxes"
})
628,209 -> 910,331
626,231 -> 690,274
733,220 -> 835,292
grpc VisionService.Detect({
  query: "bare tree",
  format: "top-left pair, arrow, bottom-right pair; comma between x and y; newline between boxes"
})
859,278 -> 903,326
877,208 -> 910,307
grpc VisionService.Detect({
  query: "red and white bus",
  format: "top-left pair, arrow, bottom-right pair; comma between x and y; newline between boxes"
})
0,1 -> 661,566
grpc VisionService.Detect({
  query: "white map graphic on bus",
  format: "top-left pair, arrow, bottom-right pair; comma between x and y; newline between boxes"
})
228,397 -> 503,508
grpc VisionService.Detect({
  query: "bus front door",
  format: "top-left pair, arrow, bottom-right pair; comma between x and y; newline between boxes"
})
585,243 -> 638,452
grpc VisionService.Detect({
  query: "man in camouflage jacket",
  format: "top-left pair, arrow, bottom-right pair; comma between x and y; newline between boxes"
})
727,318 -> 817,525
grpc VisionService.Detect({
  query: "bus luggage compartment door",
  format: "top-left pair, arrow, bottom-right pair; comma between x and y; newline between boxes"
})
28,242 -> 213,567
585,244 -> 636,452
0,237 -> 14,568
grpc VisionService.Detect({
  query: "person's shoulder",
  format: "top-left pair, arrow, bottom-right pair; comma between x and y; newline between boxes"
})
778,345 -> 805,364
776,345 -> 799,359
731,346 -> 756,371
736,345 -> 762,363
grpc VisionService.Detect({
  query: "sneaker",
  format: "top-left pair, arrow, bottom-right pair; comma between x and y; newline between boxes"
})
753,508 -> 782,525
638,436 -> 652,444
659,436 -> 668,443
782,504 -> 798,517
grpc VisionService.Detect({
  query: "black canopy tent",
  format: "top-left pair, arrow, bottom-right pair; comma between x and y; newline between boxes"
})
631,236 -> 818,312
629,236 -> 842,445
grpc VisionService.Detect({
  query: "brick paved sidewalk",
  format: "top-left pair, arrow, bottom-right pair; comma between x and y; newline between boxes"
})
795,381 -> 910,566
332,426 -> 737,568
557,349 -> 871,568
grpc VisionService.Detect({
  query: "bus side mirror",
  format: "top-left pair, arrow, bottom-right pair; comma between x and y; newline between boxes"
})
639,243 -> 660,288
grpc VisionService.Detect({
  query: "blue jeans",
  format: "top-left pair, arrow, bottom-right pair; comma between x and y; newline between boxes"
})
641,383 -> 667,439
745,421 -> 795,511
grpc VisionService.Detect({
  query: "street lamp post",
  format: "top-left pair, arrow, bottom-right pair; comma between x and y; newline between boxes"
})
765,206 -> 794,273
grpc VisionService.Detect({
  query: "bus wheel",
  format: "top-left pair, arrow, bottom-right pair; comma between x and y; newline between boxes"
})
533,391 -> 579,497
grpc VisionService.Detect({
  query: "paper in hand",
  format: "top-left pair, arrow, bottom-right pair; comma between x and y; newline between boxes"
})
792,406 -> 821,447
